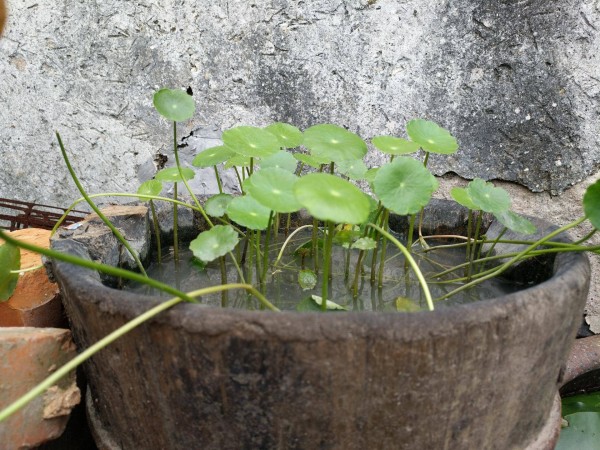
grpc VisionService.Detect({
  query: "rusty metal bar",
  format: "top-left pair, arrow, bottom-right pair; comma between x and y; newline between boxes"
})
0,198 -> 88,231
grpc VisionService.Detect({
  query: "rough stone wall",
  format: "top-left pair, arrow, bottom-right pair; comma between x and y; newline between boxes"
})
1,0 -> 600,327
2,0 -> 599,203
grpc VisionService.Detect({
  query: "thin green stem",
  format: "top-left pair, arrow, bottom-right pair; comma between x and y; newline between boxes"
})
321,221 -> 335,310
367,223 -> 434,311
172,122 -> 213,228
0,282 -> 278,422
149,200 -> 162,265
213,165 -> 223,194
435,217 -> 587,302
173,182 -> 179,261
273,225 -> 315,266
56,132 -> 148,277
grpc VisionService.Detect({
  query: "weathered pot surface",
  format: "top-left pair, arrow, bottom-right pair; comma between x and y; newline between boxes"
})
49,200 -> 590,450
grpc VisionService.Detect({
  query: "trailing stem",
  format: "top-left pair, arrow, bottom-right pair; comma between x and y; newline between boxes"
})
435,217 -> 587,302
367,223 -> 434,311
56,132 -> 148,277
0,282 -> 276,423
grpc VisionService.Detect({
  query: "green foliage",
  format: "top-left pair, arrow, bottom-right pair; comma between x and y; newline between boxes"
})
372,136 -> 420,155
260,151 -> 298,173
294,173 -> 370,224
137,180 -> 163,197
205,194 -> 234,218
264,123 -> 303,148
373,157 -> 438,215
303,124 -> 367,163
192,146 -> 235,168
0,243 -> 20,301
222,126 -> 280,158
226,195 -> 271,230
153,88 -> 196,122
450,187 -> 479,210
244,168 -> 302,213
155,167 -> 195,183
466,178 -> 511,213
583,179 -> 600,230
298,270 -> 317,290
494,210 -> 537,235
189,225 -> 239,263
406,119 -> 458,154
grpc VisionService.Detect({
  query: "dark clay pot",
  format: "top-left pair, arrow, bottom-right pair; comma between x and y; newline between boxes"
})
49,202 -> 590,450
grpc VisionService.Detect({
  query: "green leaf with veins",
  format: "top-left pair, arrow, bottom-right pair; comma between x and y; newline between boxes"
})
189,225 -> 239,263
205,194 -> 234,218
264,123 -> 303,148
153,88 -> 196,122
192,145 -> 235,168
222,126 -> 280,158
155,167 -> 195,183
372,136 -> 421,155
260,151 -> 298,173
406,119 -> 458,154
373,157 -> 438,215
244,168 -> 302,213
303,124 -> 367,163
294,173 -> 370,224
226,195 -> 271,230
466,178 -> 511,214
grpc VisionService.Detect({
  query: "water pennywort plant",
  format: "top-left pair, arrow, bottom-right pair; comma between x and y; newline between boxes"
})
1,87 -> 600,424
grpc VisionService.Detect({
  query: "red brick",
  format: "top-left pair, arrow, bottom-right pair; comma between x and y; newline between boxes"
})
0,327 -> 80,448
0,229 -> 63,327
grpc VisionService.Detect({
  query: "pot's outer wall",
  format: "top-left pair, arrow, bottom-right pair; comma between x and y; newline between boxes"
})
51,234 -> 590,450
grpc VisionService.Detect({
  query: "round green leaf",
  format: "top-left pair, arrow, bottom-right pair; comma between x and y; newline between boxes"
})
298,269 -> 317,291
224,155 -> 252,169
494,210 -> 537,235
264,123 -> 303,148
364,167 -> 380,185
337,159 -> 368,180
294,173 -> 370,224
372,136 -> 421,155
222,126 -> 280,158
303,124 -> 367,163
226,195 -> 271,230
189,225 -> 239,263
450,187 -> 479,210
245,168 -> 302,213
205,194 -> 234,218
260,151 -> 298,173
137,180 -> 163,197
466,178 -> 511,214
352,237 -> 377,250
583,179 -> 600,230
192,146 -> 235,168
0,243 -> 20,301
406,119 -> 458,154
153,88 -> 196,122
155,167 -> 195,183
293,153 -> 331,168
373,158 -> 438,215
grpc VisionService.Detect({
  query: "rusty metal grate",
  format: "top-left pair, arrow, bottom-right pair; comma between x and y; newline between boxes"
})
0,198 -> 88,231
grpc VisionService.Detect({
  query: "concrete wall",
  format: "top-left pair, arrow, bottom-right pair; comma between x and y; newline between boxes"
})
1,0 -> 600,328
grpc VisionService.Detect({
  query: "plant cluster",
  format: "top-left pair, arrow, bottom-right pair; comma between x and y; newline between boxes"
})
1,86 -> 600,421
3,88 -> 600,313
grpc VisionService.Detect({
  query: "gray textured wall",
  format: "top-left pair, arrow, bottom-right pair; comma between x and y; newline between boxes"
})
1,1 -> 600,327
1,0 -> 599,205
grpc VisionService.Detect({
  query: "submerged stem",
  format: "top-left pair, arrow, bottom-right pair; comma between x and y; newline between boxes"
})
321,221 -> 335,310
